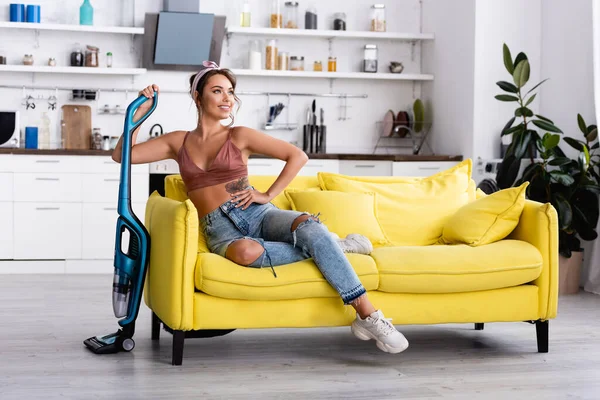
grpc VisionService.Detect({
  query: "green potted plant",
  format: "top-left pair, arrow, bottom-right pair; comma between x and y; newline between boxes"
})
494,44 -> 600,294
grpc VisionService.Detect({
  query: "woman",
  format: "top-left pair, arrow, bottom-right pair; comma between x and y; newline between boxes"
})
112,61 -> 409,354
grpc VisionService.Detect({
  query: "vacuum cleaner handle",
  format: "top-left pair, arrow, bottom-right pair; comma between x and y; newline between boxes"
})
118,91 -> 158,204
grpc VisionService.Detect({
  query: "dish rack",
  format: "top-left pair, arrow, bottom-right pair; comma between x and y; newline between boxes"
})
373,120 -> 433,155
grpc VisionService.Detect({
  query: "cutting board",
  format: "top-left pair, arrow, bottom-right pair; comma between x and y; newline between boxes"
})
61,105 -> 92,149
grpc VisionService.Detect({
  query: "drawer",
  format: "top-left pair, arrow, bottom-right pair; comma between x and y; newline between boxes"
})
339,160 -> 392,176
247,159 -> 286,176
0,202 -> 13,260
0,155 -> 12,172
298,159 -> 339,176
13,202 -> 82,260
392,161 -> 459,177
13,173 -> 82,202
82,173 -> 149,203
80,156 -> 149,174
0,173 -> 13,201
82,202 -> 146,259
12,155 -> 82,173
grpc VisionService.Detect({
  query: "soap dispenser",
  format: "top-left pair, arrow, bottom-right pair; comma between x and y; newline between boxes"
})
80,0 -> 94,26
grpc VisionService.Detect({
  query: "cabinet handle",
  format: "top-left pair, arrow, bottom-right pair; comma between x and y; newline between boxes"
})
35,160 -> 60,163
354,165 -> 375,168
103,207 -> 117,211
103,161 -> 114,164
306,164 -> 324,167
103,178 -> 120,182
36,207 -> 60,211
35,177 -> 60,181
418,166 -> 441,170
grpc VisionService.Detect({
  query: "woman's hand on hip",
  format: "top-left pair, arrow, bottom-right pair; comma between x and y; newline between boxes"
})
230,188 -> 270,210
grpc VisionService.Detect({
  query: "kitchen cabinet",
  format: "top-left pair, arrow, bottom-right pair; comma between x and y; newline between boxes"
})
82,202 -> 146,259
392,161 -> 459,177
4,155 -> 149,261
339,160 -> 392,176
13,202 -> 82,260
0,202 -> 13,259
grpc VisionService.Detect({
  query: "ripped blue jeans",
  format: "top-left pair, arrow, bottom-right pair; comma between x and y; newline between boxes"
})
199,197 -> 366,304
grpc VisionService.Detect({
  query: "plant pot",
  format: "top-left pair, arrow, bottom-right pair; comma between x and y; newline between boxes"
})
559,251 -> 583,295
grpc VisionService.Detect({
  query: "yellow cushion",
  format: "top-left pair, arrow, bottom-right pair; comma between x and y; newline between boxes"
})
164,174 -> 319,211
195,253 -> 379,301
285,190 -> 391,247
318,159 -> 473,246
441,182 -> 529,246
371,240 -> 543,294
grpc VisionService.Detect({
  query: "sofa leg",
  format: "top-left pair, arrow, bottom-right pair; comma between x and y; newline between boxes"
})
474,323 -> 484,330
151,312 -> 161,341
536,320 -> 549,353
172,330 -> 185,365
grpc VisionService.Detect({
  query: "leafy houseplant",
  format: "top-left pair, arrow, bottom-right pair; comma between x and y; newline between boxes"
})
495,44 -> 600,258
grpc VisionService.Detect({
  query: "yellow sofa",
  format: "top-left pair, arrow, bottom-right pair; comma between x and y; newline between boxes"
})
143,160 -> 558,365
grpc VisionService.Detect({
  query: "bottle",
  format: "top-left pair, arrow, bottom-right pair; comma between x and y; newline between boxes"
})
80,0 -> 94,26
240,0 -> 251,27
39,112 -> 51,150
248,40 -> 262,70
106,52 -> 113,68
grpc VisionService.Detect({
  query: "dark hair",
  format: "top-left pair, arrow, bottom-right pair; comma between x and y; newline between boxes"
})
189,68 -> 241,126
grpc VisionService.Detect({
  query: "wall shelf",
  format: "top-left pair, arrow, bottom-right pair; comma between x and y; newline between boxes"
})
226,27 -> 434,41
230,69 -> 433,81
0,65 -> 147,75
0,21 -> 144,34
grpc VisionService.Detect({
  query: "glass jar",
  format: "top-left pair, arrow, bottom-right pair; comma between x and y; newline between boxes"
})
240,0 -> 251,27
248,39 -> 262,70
106,52 -> 113,68
290,56 -> 304,71
327,57 -> 337,72
265,39 -> 278,70
23,54 -> 33,65
48,57 -> 57,66
85,45 -> 99,67
305,5 -> 317,29
370,4 -> 386,32
270,0 -> 282,28
333,12 -> 346,31
363,44 -> 378,73
278,51 -> 289,70
70,43 -> 84,66
313,61 -> 322,71
284,2 -> 299,29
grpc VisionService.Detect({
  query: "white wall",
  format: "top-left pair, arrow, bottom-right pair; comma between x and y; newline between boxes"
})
472,0 -> 542,160
421,0 -> 476,158
0,0 -> 432,155
539,0 -> 596,159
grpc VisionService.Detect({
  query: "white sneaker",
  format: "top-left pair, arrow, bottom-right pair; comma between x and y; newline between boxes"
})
337,234 -> 374,255
351,310 -> 409,354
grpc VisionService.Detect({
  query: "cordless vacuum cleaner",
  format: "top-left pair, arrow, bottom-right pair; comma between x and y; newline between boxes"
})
84,91 -> 158,354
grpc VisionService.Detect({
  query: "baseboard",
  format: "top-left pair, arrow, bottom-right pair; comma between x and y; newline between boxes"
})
0,260 -> 114,274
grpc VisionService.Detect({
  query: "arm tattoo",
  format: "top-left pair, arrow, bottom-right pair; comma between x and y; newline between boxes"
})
225,177 -> 249,193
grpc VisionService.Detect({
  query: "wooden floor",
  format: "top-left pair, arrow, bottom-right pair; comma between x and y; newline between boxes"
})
1,275 -> 599,400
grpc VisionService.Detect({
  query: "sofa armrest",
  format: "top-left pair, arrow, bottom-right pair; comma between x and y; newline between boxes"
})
507,199 -> 559,320
143,191 -> 198,330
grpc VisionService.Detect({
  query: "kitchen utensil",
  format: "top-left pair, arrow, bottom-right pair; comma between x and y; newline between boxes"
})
149,123 -> 163,138
311,99 -> 317,153
395,110 -> 410,138
302,106 -> 311,152
61,104 -> 92,150
319,107 -> 326,153
382,109 -> 394,137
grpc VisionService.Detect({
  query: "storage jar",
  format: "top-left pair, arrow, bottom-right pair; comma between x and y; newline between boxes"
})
370,4 -> 386,32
